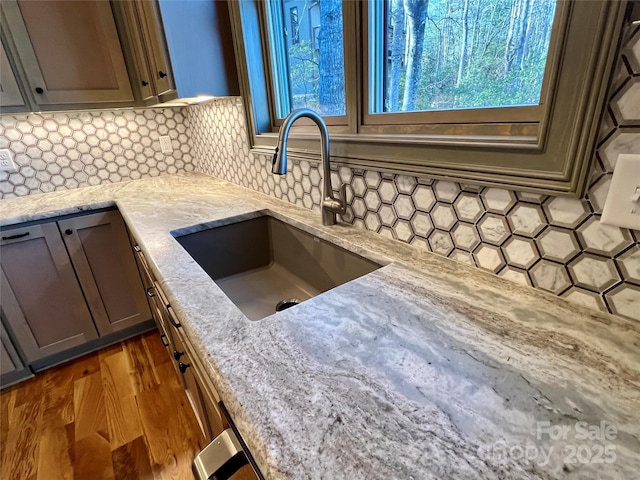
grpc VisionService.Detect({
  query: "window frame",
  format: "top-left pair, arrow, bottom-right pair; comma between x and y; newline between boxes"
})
228,0 -> 627,197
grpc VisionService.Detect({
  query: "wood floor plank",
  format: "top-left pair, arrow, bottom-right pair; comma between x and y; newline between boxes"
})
1,333 -> 202,480
112,436 -> 155,480
74,371 -> 109,443
142,331 -> 171,367
101,350 -> 143,449
137,375 -> 202,480
1,399 -> 43,480
41,367 -> 75,427
66,351 -> 101,381
99,341 -> 124,361
37,423 -> 74,480
12,371 -> 43,409
74,433 -> 115,480
125,336 -> 160,394
0,387 -> 16,455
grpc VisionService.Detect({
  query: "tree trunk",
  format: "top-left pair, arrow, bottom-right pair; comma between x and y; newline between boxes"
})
514,0 -> 531,70
318,0 -> 345,115
456,0 -> 470,87
504,0 -> 518,73
401,0 -> 428,111
387,0 -> 405,112
505,0 -> 531,74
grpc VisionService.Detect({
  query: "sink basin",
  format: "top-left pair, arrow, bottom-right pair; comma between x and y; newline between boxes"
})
173,215 -> 381,320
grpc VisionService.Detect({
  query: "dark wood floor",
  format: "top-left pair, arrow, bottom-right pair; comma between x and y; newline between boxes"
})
0,331 -> 208,480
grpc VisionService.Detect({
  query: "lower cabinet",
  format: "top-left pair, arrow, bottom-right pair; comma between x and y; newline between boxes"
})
133,245 -> 259,480
169,324 -> 258,480
0,209 -> 152,379
0,221 -> 99,361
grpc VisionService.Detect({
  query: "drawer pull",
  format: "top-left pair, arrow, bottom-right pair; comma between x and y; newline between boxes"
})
173,350 -> 184,361
179,362 -> 190,373
146,287 -> 156,298
2,232 -> 29,241
160,334 -> 170,347
166,305 -> 182,328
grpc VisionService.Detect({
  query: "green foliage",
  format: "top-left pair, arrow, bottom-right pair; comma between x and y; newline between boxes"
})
387,0 -> 556,113
287,40 -> 320,110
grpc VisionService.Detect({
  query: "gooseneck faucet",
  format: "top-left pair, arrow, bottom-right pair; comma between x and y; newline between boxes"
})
272,108 -> 347,226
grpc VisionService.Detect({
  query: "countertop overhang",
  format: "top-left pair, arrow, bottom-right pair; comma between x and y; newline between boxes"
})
1,173 -> 639,479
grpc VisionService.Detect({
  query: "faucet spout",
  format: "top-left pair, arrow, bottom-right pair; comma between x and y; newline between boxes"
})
272,108 -> 347,226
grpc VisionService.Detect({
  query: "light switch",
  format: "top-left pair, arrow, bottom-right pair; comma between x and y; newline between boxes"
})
601,153 -> 640,231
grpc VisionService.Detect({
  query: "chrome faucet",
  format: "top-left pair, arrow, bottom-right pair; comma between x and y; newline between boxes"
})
272,108 -> 347,226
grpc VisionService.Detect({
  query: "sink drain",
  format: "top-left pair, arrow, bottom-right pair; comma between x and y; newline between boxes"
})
275,298 -> 301,312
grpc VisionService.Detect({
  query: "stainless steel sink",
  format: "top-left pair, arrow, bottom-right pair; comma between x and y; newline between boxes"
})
173,215 -> 381,320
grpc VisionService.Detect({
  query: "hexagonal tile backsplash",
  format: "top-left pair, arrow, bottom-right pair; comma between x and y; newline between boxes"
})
0,107 -> 194,197
186,22 -> 640,323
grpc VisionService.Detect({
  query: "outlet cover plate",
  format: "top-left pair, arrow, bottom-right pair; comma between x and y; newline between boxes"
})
159,136 -> 173,154
601,153 -> 640,231
0,149 -> 17,173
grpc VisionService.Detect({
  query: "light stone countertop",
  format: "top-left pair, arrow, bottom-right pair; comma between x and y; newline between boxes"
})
1,173 -> 639,479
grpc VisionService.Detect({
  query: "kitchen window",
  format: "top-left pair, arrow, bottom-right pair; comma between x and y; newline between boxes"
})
266,0 -> 347,120
363,0 -> 558,135
229,0 -> 626,196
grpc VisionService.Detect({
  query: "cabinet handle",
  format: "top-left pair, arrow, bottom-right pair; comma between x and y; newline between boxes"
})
35,87 -> 44,94
158,70 -> 167,78
179,362 -> 190,373
146,287 -> 156,298
160,334 -> 170,347
141,80 -> 149,87
133,245 -> 141,252
64,229 -> 73,235
2,232 -> 29,241
166,305 -> 182,328
173,350 -> 184,361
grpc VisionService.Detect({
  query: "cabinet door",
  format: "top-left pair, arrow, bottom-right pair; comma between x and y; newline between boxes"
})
0,40 -> 25,108
117,0 -> 159,105
58,211 -> 151,337
0,223 -> 99,362
0,322 -> 32,387
136,0 -> 175,98
1,0 -> 133,106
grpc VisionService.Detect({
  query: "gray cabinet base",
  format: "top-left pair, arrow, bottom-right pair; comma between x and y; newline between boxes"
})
0,368 -> 34,389
29,319 -> 155,373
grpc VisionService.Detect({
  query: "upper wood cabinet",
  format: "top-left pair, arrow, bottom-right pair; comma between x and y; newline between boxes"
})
0,0 -> 239,112
0,40 -> 26,110
120,0 -> 239,103
0,0 -> 134,108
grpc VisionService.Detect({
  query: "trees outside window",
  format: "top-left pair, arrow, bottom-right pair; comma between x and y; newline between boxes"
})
382,0 -> 556,113
272,0 -> 345,116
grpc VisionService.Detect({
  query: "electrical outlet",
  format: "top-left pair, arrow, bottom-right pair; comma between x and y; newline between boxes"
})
159,135 -> 173,154
0,149 -> 17,173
